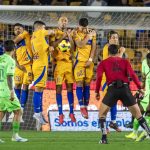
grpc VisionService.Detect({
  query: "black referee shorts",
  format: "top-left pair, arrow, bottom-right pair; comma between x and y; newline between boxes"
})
102,85 -> 136,107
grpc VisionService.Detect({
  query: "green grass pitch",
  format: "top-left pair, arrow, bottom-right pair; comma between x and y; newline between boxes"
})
0,131 -> 149,150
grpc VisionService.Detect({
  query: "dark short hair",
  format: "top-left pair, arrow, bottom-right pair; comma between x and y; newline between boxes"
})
107,30 -> 118,41
4,40 -> 15,52
146,53 -> 150,59
108,44 -> 119,55
33,21 -> 46,26
79,18 -> 88,27
14,23 -> 24,28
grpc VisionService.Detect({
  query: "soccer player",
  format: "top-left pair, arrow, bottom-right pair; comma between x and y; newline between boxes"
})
74,18 -> 96,119
95,44 -> 150,144
13,23 -> 33,113
31,21 -> 54,125
0,40 -> 28,142
102,30 -> 124,132
125,52 -> 150,141
50,17 -> 76,124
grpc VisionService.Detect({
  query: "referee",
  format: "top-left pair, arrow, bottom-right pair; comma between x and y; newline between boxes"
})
95,44 -> 150,144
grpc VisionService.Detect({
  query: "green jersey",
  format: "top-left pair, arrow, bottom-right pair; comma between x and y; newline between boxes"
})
142,59 -> 150,80
142,59 -> 150,93
0,54 -> 15,98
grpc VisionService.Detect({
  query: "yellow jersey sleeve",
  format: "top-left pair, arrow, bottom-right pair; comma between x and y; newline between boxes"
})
42,30 -> 49,36
74,32 -> 81,41
103,44 -> 109,60
19,30 -> 28,39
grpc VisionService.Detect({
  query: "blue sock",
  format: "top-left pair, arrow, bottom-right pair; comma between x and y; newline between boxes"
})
33,91 -> 42,113
67,91 -> 74,114
76,87 -> 83,106
20,90 -> 28,108
83,85 -> 90,106
110,105 -> 117,121
56,93 -> 63,115
40,92 -> 43,112
14,88 -> 21,100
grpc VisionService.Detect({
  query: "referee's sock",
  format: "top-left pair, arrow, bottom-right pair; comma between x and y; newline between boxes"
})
76,87 -> 84,106
99,118 -> 107,138
138,116 -> 150,136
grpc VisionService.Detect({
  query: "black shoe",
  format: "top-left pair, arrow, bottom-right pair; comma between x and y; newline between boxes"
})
109,121 -> 121,132
124,122 -> 133,129
99,138 -> 108,144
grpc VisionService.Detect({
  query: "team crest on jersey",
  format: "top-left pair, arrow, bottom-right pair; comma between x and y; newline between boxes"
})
28,72 -> 32,76
77,70 -> 84,77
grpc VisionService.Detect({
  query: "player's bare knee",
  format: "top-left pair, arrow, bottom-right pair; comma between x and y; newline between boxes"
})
66,83 -> 73,92
15,84 -> 22,89
84,82 -> 90,86
56,85 -> 62,94
22,84 -> 29,90
35,87 -> 44,92
13,109 -> 21,117
76,81 -> 83,87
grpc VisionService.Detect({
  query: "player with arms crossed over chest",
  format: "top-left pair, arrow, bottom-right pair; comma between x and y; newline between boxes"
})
74,18 -> 96,119
31,21 -> 54,125
0,40 -> 28,143
50,17 -> 76,124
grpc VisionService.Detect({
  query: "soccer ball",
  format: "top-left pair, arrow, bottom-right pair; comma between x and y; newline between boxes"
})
58,39 -> 71,52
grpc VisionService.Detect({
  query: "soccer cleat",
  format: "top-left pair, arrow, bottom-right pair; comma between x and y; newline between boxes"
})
33,113 -> 47,125
109,121 -> 121,132
0,139 -> 5,143
124,122 -> 133,129
69,113 -> 76,122
80,107 -> 88,119
135,132 -> 147,142
12,136 -> 28,142
99,138 -> 108,144
58,114 -> 64,124
125,132 -> 138,140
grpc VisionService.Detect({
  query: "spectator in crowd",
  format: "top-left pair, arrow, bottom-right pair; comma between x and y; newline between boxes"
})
10,0 -> 52,5
67,0 -> 88,6
143,0 -> 150,6
89,0 -> 108,6
131,51 -> 142,80
103,0 -> 128,6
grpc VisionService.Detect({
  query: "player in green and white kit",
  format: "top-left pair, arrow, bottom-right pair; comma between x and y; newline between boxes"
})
0,40 -> 28,143
125,52 -> 150,141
